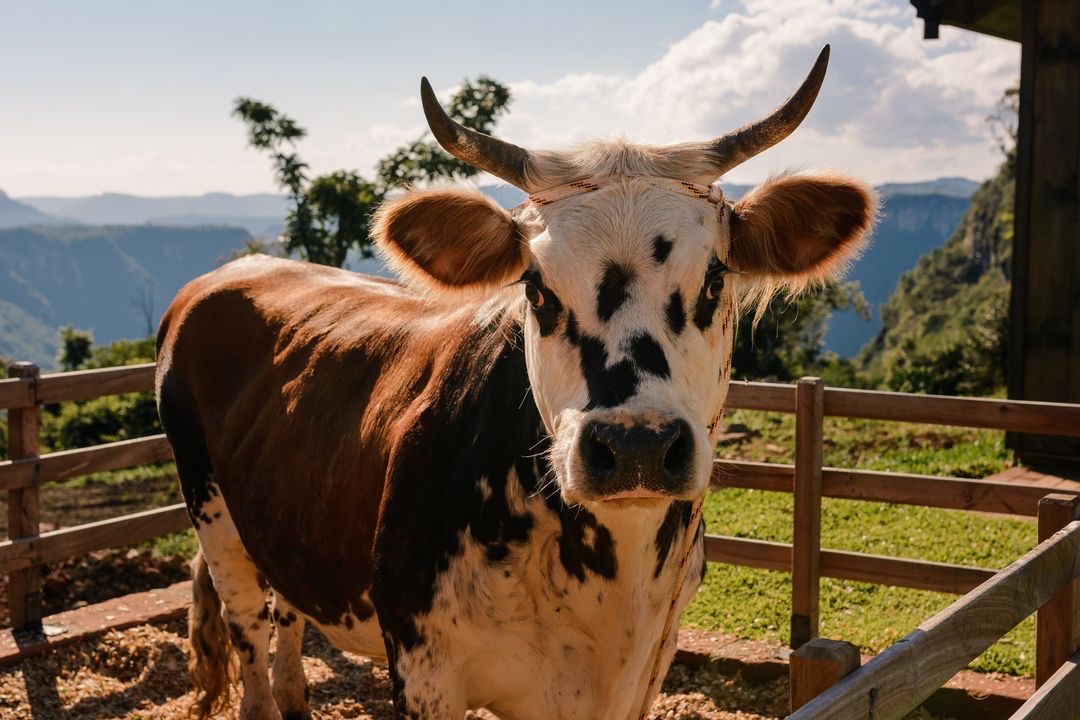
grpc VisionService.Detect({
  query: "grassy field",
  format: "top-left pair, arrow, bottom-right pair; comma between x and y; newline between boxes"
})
684,409 -> 1036,676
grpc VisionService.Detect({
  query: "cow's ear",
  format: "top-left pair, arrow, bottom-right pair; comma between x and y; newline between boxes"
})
375,189 -> 528,291
727,173 -> 876,285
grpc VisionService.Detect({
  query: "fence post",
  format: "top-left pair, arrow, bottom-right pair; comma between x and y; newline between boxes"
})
791,376 -> 824,649
790,637 -> 861,712
1036,493 -> 1080,687
6,362 -> 42,630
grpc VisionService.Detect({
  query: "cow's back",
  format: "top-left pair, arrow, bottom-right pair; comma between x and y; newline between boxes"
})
156,255 -> 468,625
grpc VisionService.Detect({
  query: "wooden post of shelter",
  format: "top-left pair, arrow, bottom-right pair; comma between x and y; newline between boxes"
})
1036,493 -> 1080,687
791,376 -> 824,648
1008,0 -> 1080,467
790,637 -> 861,712
6,362 -> 43,630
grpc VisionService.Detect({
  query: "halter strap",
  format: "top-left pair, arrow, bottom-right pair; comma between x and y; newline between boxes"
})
527,175 -> 726,207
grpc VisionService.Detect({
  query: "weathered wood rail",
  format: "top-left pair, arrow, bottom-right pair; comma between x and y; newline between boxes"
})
2,362 -> 1080,715
789,494 -> 1080,718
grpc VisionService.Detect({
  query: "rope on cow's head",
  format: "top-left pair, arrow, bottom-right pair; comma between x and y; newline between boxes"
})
525,175 -> 727,217
636,491 -> 706,720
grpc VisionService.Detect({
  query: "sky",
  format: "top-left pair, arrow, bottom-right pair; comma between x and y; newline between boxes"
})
0,0 -> 1018,197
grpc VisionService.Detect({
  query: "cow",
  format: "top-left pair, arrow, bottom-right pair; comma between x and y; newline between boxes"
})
156,45 -> 874,720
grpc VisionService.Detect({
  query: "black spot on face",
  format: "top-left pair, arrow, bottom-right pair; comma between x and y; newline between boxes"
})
652,235 -> 673,264
596,263 -> 633,322
665,290 -> 686,335
693,256 -> 727,332
565,311 -> 580,345
579,336 -> 639,409
627,333 -> 670,379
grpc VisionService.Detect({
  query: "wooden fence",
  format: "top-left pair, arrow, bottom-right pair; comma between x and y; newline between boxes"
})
788,494 -> 1080,718
2,362 -> 1080,714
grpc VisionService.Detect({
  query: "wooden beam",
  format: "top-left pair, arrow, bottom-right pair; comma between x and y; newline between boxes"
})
825,387 -> 1080,437
0,504 -> 191,575
712,459 -> 1072,517
790,638 -> 861,712
820,549 -> 994,596
788,520 -> 1080,719
35,363 -> 156,404
1036,494 -> 1080,687
0,377 -> 34,411
5,363 -> 42,630
1008,0 -> 1080,465
704,536 -> 995,595
1010,648 -> 1080,720
725,381 -> 796,413
0,434 -> 174,491
792,377 -> 824,648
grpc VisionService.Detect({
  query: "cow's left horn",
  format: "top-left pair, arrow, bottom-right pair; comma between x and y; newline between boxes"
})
420,77 -> 532,190
703,45 -> 830,176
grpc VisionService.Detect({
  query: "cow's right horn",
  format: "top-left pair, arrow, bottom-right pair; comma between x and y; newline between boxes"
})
701,45 -> 830,177
420,77 -> 533,191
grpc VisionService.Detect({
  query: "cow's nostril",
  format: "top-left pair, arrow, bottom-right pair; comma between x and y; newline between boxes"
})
663,421 -> 693,478
582,428 -> 617,478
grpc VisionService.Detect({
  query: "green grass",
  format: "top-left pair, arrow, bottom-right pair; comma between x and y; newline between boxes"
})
684,410 -> 1037,676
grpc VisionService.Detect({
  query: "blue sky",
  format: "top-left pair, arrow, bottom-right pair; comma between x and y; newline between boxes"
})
0,0 -> 1018,196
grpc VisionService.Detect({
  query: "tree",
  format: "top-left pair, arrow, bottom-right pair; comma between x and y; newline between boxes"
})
57,326 -> 94,371
233,76 -> 512,267
731,281 -> 870,383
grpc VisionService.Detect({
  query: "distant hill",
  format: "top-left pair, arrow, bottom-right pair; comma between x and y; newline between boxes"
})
857,161 -> 1013,393
0,190 -> 62,228
18,192 -> 288,236
0,225 -> 251,367
1,177 -> 977,366
825,191 -> 973,356
876,177 -> 980,199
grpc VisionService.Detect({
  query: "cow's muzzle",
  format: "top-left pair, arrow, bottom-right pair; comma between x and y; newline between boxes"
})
576,417 -> 695,500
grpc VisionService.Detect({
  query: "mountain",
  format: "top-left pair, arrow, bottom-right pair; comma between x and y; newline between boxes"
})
0,224 -> 251,367
824,190 -> 973,356
0,177 -> 977,367
857,160 -> 1013,393
0,190 -> 62,228
876,177 -> 980,199
18,192 -> 288,236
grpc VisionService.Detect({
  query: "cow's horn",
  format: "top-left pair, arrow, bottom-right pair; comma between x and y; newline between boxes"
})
420,77 -> 532,190
704,45 -> 830,176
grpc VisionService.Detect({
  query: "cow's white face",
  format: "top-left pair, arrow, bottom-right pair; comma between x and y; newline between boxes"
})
375,46 -> 875,506
518,179 -> 735,504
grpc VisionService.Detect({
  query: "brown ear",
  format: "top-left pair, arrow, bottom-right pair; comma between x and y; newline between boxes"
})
728,173 -> 876,284
374,189 -> 528,291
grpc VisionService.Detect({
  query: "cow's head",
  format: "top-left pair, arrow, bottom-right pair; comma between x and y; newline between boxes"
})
376,46 -> 875,507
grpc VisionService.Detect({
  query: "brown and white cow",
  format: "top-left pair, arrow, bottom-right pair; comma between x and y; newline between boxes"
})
156,45 -> 874,720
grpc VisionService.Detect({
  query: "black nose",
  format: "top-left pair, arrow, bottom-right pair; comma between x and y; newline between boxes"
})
578,418 -> 695,497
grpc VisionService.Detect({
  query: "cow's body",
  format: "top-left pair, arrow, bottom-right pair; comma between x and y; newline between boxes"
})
157,256 -> 703,719
159,47 -> 876,720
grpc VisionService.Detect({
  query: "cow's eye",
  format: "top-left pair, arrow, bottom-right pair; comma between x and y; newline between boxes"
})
525,283 -> 545,309
704,262 -> 730,300
704,275 -> 724,300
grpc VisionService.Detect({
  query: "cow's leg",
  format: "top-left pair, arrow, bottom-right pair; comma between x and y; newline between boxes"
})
270,593 -> 310,720
196,497 -> 280,720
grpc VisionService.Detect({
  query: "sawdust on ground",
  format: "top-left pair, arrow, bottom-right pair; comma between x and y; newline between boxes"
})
0,618 -> 794,719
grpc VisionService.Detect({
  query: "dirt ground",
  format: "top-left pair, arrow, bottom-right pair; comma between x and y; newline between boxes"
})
0,618 -> 795,720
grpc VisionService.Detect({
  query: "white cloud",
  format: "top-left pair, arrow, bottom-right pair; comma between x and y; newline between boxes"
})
496,0 -> 1017,184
